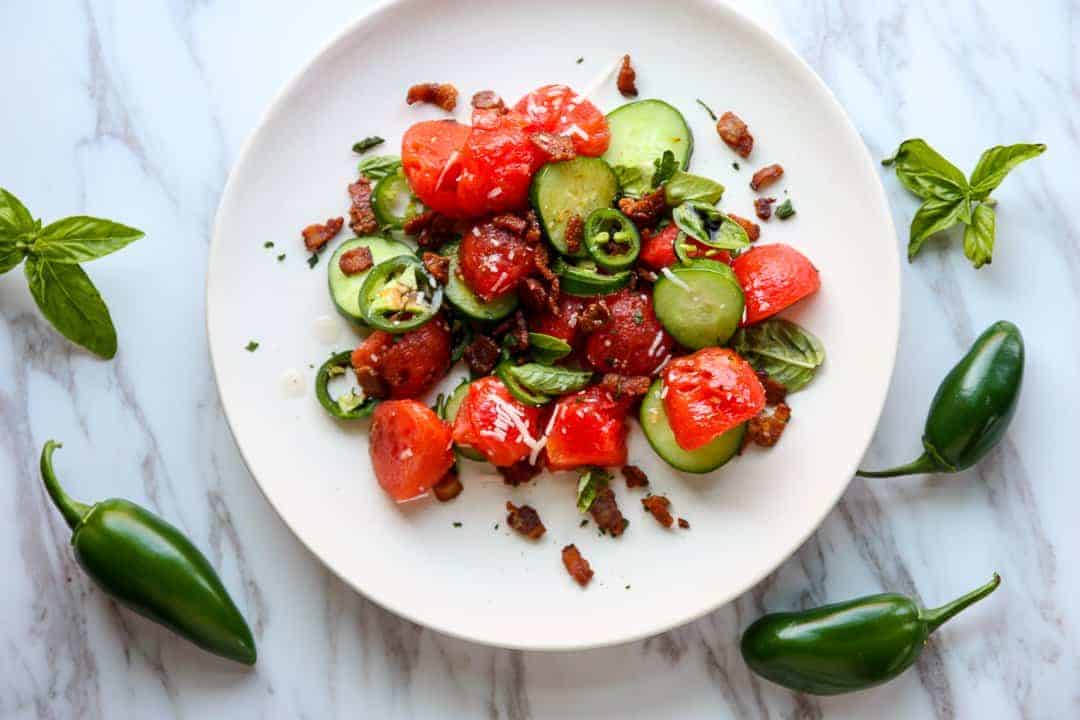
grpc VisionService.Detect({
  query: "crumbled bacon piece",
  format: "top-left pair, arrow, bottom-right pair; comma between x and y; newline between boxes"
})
403,210 -> 434,235
518,277 -> 550,314
635,267 -> 658,284
404,211 -> 456,250
301,217 -> 343,252
562,544 -> 593,587
750,164 -> 785,191
338,245 -> 374,275
641,495 -> 674,528
727,213 -> 761,242
406,82 -> 458,111
500,460 -> 543,487
578,301 -> 611,334
470,90 -> 505,111
506,501 -> 546,539
527,246 -> 561,315
432,469 -> 463,502
754,197 -> 777,220
523,210 -> 542,245
564,214 -> 584,254
493,213 -> 528,236
617,54 -> 638,97
716,111 -> 753,158
354,366 -> 387,399
493,311 -> 529,353
757,371 -> 788,405
347,178 -> 379,235
530,132 -> 576,162
617,189 -> 666,229
622,465 -> 649,488
600,373 -> 651,400
747,402 -> 791,447
421,252 -> 450,285
532,243 -> 557,281
589,487 -> 627,537
678,517 -> 690,529
463,335 -> 501,377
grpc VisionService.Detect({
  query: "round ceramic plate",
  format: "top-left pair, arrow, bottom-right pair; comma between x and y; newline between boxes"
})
208,0 -> 899,650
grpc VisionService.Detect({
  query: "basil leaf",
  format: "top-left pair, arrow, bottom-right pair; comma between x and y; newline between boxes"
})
0,236 -> 24,275
528,332 -> 572,364
907,197 -> 968,261
883,139 -> 968,201
352,136 -> 385,154
507,363 -> 592,396
612,165 -> 644,197
673,201 -> 750,251
968,143 -> 1046,200
651,150 -> 678,188
357,155 -> 402,181
731,318 -> 825,393
576,467 -> 611,513
663,171 -> 725,206
24,256 -> 117,358
32,216 -> 144,264
963,203 -> 996,268
0,187 -> 36,237
672,202 -> 710,244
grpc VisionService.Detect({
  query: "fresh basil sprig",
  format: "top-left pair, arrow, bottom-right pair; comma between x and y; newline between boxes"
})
663,171 -> 725,207
0,188 -> 143,358
731,318 -> 825,393
882,139 -> 1045,267
528,332 -> 572,365
507,363 -> 592,397
672,201 -> 750,251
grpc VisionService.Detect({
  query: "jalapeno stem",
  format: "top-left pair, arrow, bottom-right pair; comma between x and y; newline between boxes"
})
920,574 -> 1001,633
856,452 -> 943,478
40,441 -> 92,530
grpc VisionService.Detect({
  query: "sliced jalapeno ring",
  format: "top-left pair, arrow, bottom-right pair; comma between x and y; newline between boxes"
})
553,257 -> 632,297
584,208 -> 640,272
372,169 -> 424,230
316,351 -> 378,420
358,255 -> 443,333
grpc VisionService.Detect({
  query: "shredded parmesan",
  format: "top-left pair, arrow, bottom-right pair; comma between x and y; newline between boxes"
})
560,124 -> 589,141
472,225 -> 481,237
660,384 -> 669,399
648,330 -> 665,357
487,187 -> 503,199
490,272 -> 510,293
660,267 -> 690,291
581,57 -> 622,100
434,150 -> 460,192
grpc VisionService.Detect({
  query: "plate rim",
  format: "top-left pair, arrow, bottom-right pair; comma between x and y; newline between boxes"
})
206,0 -> 900,651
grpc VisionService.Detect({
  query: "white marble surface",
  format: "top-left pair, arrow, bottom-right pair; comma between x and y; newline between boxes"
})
1,0 -> 1076,717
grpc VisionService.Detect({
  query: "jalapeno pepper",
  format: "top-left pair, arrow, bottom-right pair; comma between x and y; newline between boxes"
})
39,441 -> 257,665
552,257 -> 632,297
583,208 -> 640,271
371,169 -> 424,230
858,321 -> 1023,477
741,574 -> 1000,695
358,255 -> 443,333
316,351 -> 379,419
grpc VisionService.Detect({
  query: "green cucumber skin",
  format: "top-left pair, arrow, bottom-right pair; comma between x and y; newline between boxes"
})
327,237 -> 414,323
602,100 -> 693,196
529,157 -> 619,258
640,379 -> 745,473
558,268 -> 632,297
653,265 -> 745,349
441,243 -> 518,321
442,380 -> 485,461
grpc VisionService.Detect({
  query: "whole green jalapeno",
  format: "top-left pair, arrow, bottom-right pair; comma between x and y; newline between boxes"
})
40,441 -> 257,665
741,574 -> 1000,695
859,320 -> 1023,477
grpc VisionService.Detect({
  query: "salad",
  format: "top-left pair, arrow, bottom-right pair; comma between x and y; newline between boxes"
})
303,63 -> 824,586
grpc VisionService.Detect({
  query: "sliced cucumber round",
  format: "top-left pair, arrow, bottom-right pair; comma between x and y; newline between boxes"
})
327,236 -> 413,323
654,265 -> 744,349
530,157 -> 618,257
442,379 -> 484,461
441,243 -> 518,321
602,100 -> 693,197
640,379 -> 745,473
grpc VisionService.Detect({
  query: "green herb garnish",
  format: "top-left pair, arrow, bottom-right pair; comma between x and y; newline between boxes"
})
263,241 -> 274,248
576,468 -> 611,513
731,318 -> 825,392
732,162 -> 740,171
695,98 -> 718,121
452,521 -> 462,528
576,56 -> 584,64
357,155 -> 402,181
277,253 -> 286,262
307,253 -> 319,269
775,198 -> 796,220
651,150 -> 678,188
352,136 -> 385,154
245,341 -> 259,352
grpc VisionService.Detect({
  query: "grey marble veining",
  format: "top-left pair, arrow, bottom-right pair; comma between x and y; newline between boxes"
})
2,0 -> 1078,717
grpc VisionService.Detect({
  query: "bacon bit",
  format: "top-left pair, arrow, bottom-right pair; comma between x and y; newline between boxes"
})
589,487 -> 627,537
635,267 -> 658,284
747,402 -> 791,447
617,189 -> 666,229
757,371 -> 788,405
564,214 -> 585,254
524,210 -> 542,245
354,366 -> 387,399
622,465 -> 649,488
617,54 -> 638,97
406,82 -> 458,111
642,495 -> 674,528
493,310 -> 529,353
339,245 -> 374,275
493,213 -> 528,236
463,335 -> 501,377
347,178 -> 379,235
527,246 -> 561,315
499,460 -> 543,487
677,517 -> 690,529
578,301 -> 611,334
301,217 -> 343,252
600,373 -> 651,400
518,277 -> 550,315
716,111 -> 753,158
727,213 -> 761,242
530,132 -> 576,162
432,469 -> 463,502
470,90 -> 505,111
404,211 -> 456,250
403,210 -> 435,235
506,501 -> 546,539
417,252 -> 448,285
754,197 -> 777,221
750,164 -> 785,191
562,544 -> 593,587
532,243 -> 557,282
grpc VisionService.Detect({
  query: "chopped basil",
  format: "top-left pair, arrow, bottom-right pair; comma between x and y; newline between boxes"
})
651,150 -> 678,188
352,136 -> 385,154
452,521 -> 462,528
576,56 -> 584,64
632,310 -> 644,325
245,341 -> 259,352
732,162 -> 740,171
263,241 -> 274,248
576,468 -> 611,513
695,98 -> 718,121
579,519 -> 589,528
307,253 -> 319,268
775,198 -> 796,219
277,253 -> 286,262
528,332 -> 572,364
357,155 -> 402,181
507,363 -> 592,396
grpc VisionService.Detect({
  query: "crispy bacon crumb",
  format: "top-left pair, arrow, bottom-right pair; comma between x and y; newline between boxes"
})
463,335 -> 501,377
678,517 -> 690,529
716,111 -> 753,158
518,277 -> 550,314
432,469 -> 463,502
750,164 -> 785,192
578,301 -> 611,334
506,501 -> 546,539
347,177 -> 379,235
339,245 -> 374,275
524,210 -> 542,245
617,55 -> 638,97
493,213 -> 528,236
564,214 -> 585,254
641,495 -> 674,528
301,217 -> 343,252
406,82 -> 458,111
500,460 -> 543,487
754,197 -> 777,220
727,213 -> 761,242
470,90 -> 505,111
747,402 -> 791,447
617,189 -> 666,229
354,366 -> 387,400
589,487 -> 627,537
421,252 -> 450,285
405,211 -> 457,249
757,371 -> 789,405
530,132 -> 576,162
622,465 -> 649,488
600,374 -> 651,400
562,544 -> 593,586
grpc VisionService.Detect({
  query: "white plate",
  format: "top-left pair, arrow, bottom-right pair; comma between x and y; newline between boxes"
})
208,0 -> 898,650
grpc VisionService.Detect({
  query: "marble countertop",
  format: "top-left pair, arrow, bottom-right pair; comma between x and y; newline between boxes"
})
2,0 -> 1077,717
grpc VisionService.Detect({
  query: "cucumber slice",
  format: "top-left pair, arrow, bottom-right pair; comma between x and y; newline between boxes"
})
602,100 -> 693,197
530,157 -> 618,257
441,243 -> 518,321
654,265 -> 744,349
327,236 -> 413,323
442,380 -> 484,461
372,169 -> 423,230
640,379 -> 745,473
